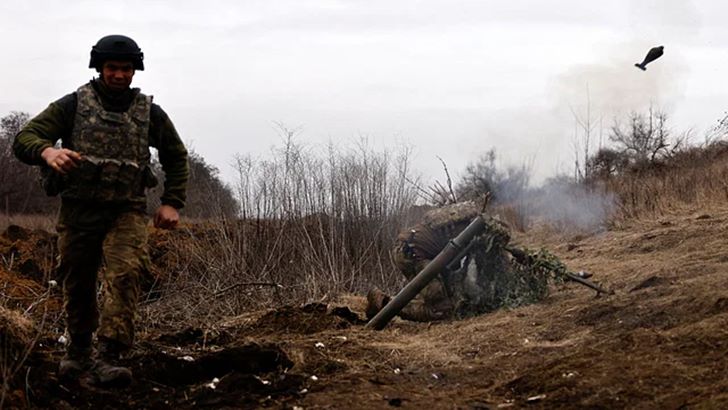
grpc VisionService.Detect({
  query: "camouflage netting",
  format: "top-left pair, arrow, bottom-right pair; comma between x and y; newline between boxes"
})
400,202 -> 565,318
447,235 -> 550,317
400,201 -> 481,261
421,201 -> 480,228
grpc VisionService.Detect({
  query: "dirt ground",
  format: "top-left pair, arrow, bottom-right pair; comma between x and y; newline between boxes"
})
2,205 -> 728,409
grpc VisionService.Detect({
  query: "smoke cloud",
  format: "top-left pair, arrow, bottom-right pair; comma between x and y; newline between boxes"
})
553,43 -> 690,126
529,181 -> 617,232
520,2 -> 701,231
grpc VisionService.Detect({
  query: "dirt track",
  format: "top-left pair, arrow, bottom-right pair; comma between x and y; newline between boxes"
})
3,206 -> 728,409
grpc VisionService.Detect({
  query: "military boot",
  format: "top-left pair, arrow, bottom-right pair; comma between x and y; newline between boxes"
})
366,288 -> 391,319
58,333 -> 94,381
91,338 -> 133,387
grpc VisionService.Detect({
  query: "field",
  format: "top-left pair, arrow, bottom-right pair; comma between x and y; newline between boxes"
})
2,200 -> 728,409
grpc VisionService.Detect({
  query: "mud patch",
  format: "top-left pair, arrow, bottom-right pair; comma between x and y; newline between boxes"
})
22,342 -> 304,409
153,326 -> 234,347
155,326 -> 204,345
2,225 -> 32,242
138,344 -> 293,386
248,303 -> 363,335
330,306 -> 367,325
188,371 -> 306,408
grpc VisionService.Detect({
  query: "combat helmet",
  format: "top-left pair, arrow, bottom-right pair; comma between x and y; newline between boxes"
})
89,35 -> 144,71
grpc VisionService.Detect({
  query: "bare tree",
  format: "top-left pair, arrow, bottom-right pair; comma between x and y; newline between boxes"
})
585,147 -> 630,180
146,150 -> 239,219
569,85 -> 603,182
456,149 -> 498,201
0,111 -> 55,215
408,156 -> 457,206
609,106 -> 674,164
0,112 -> 29,141
456,149 -> 530,205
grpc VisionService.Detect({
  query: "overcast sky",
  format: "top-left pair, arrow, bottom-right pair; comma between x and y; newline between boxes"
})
1,0 -> 724,185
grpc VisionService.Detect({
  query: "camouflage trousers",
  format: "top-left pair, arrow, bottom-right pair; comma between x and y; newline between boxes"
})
56,209 -> 147,348
392,241 -> 454,322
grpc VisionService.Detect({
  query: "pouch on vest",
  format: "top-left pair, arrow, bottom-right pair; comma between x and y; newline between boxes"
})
97,160 -> 122,201
67,159 -> 103,200
142,165 -> 158,189
116,161 -> 142,198
40,165 -> 63,197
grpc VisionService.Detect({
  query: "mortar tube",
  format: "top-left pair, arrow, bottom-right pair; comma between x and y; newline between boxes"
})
366,216 -> 487,330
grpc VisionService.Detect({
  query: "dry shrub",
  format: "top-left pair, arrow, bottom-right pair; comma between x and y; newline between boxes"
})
0,305 -> 35,407
0,225 -> 59,319
0,214 -> 56,233
0,305 -> 33,364
605,141 -> 728,219
142,212 -> 417,328
140,138 -> 423,328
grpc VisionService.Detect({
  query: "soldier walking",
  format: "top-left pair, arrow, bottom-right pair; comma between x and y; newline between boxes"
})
13,35 -> 189,386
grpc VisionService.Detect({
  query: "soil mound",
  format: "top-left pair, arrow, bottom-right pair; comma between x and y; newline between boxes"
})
0,225 -> 56,283
248,303 -> 364,335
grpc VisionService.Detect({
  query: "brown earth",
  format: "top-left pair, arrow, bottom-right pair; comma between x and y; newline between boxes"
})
2,206 -> 728,409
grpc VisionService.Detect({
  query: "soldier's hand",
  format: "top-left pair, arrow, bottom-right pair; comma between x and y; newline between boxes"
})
154,205 -> 180,230
41,147 -> 82,174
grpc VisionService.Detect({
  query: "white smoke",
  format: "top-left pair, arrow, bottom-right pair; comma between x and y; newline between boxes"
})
553,42 -> 690,125
522,1 -> 701,231
528,178 -> 617,232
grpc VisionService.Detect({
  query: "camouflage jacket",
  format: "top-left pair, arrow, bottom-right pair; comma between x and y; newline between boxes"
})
13,79 -> 189,209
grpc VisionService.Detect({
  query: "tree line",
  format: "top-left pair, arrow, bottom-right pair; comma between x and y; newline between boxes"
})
5,105 -> 710,225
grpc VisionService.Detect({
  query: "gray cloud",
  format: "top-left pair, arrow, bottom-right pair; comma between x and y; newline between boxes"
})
0,0 -> 725,190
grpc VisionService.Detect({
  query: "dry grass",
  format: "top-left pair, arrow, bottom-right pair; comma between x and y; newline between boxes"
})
605,142 -> 728,220
0,305 -> 36,407
141,213 -> 418,329
3,137 -> 728,406
0,214 -> 55,233
137,140 -> 728,330
139,140 -> 424,329
0,306 -> 33,359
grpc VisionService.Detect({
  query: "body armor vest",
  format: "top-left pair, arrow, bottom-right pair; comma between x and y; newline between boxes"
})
59,83 -> 155,202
